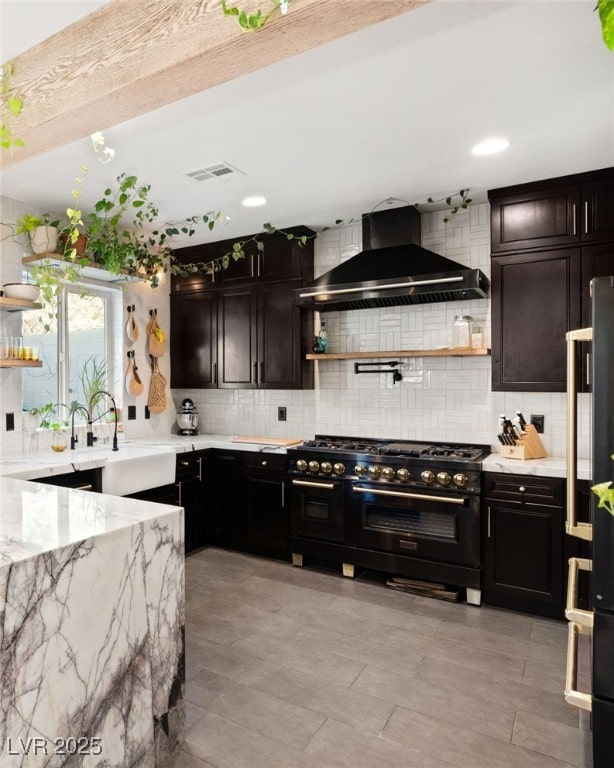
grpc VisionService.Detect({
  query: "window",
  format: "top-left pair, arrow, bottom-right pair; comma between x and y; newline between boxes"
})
22,285 -> 122,421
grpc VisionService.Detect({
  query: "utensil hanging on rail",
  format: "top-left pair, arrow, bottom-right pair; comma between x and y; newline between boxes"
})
126,305 -> 138,343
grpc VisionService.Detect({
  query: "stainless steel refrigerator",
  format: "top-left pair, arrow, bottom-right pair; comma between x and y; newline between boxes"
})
566,275 -> 614,768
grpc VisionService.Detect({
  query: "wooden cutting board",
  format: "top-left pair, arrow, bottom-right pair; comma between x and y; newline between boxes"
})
231,436 -> 303,446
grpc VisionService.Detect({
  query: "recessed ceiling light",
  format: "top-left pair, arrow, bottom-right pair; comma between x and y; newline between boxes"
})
242,196 -> 266,207
471,138 -> 510,156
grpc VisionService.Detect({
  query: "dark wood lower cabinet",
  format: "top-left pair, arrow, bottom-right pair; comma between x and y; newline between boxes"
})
207,450 -> 243,549
242,452 -> 289,559
482,473 -> 565,619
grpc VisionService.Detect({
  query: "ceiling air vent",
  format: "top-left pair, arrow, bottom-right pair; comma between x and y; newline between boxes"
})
186,162 -> 245,182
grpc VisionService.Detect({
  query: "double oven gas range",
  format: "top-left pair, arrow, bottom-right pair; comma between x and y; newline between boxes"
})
288,435 -> 490,605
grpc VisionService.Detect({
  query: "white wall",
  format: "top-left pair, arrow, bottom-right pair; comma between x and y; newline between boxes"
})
1,196 -> 591,458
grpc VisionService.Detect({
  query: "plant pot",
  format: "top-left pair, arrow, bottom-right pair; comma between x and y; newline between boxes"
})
59,232 -> 88,258
31,225 -> 59,255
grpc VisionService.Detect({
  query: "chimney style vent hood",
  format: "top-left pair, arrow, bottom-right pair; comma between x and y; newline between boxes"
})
296,205 -> 489,312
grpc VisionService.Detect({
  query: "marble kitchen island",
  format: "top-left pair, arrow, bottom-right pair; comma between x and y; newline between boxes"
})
0,476 -> 184,768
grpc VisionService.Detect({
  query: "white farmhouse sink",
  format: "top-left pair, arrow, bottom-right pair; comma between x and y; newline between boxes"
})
101,446 -> 176,496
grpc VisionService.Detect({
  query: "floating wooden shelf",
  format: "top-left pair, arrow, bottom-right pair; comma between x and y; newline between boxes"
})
0,296 -> 42,312
22,254 -> 147,283
0,359 -> 43,368
305,348 -> 491,361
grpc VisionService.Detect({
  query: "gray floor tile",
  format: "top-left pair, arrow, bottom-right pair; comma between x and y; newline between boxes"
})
295,624 -> 424,678
232,629 -> 366,688
170,749 -> 217,768
185,710 -> 332,768
183,548 -> 588,768
384,706 -> 580,768
387,625 -> 527,681
352,663 -> 515,741
415,655 -> 580,729
187,667 -> 325,750
326,594 -> 444,637
305,717 -> 455,768
248,663 -> 395,734
513,711 -> 593,767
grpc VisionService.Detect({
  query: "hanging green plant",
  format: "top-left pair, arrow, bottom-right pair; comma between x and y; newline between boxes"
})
221,0 -> 288,32
598,0 -> 614,51
0,62 -> 24,151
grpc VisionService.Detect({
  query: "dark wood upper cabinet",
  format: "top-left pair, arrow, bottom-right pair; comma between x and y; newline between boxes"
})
490,184 -> 579,253
218,285 -> 258,388
491,248 -> 581,391
170,291 -> 218,389
581,177 -> 614,243
489,167 -> 614,392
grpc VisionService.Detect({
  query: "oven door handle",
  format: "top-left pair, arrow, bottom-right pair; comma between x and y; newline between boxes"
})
352,486 -> 466,505
292,479 -> 336,490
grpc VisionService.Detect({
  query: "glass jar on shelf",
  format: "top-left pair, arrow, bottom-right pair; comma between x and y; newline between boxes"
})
452,315 -> 473,348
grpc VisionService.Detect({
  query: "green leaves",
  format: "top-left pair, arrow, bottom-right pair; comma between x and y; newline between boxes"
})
1,62 -> 24,151
598,0 -> 614,50
221,0 -> 288,32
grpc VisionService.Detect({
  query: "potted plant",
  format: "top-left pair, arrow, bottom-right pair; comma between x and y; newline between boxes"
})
16,212 -> 60,254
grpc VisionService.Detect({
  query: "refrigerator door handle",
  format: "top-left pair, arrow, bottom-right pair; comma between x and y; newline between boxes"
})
565,621 -> 592,712
565,557 -> 594,628
566,327 -> 593,541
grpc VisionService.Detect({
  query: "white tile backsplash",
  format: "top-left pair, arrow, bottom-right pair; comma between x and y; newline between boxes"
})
0,197 -> 590,459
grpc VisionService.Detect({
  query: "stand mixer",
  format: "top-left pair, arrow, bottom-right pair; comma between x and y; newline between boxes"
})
176,398 -> 199,436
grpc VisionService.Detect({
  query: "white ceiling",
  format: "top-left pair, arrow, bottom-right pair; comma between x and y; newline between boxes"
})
1,0 -> 613,244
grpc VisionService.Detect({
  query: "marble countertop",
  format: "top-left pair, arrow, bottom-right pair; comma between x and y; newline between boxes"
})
0,475 -> 181,568
482,453 -> 591,480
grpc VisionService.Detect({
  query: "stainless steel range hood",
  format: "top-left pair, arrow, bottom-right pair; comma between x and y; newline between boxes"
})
295,205 -> 489,312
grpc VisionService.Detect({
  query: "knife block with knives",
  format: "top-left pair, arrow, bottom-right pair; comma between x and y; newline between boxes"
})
499,424 -> 547,460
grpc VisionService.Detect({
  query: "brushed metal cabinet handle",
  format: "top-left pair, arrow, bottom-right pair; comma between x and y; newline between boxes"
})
487,506 -> 491,539
584,201 -> 589,234
213,362 -> 217,385
572,203 -> 577,236
74,483 -> 93,491
176,481 -> 182,507
281,482 -> 285,507
197,457 -> 203,482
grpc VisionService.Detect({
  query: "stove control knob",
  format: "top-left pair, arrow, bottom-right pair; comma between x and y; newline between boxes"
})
421,470 -> 435,484
453,473 -> 468,488
320,461 -> 333,474
382,466 -> 396,480
437,471 -> 451,486
368,465 -> 381,479
333,463 -> 346,475
296,459 -> 308,472
355,464 -> 367,476
396,468 -> 410,481
308,460 -> 320,473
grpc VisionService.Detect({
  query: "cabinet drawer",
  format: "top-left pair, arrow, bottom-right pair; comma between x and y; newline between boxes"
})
243,451 -> 288,474
484,472 -> 564,506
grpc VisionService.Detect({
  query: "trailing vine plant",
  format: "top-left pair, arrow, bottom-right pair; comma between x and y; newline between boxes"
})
221,0 -> 288,32
0,63 -> 24,151
598,0 -> 614,50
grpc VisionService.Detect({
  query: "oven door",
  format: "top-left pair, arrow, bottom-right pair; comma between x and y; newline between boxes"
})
290,478 -> 345,543
347,484 -> 480,566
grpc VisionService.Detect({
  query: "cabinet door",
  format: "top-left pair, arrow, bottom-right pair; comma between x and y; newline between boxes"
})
483,500 -> 563,612
217,239 -> 258,283
490,185 -> 579,253
170,291 -> 218,388
210,451 -> 243,548
491,249 -> 581,391
257,230 -> 314,282
257,281 -> 303,389
243,473 -> 289,559
171,242 -> 217,294
581,177 -> 614,243
218,286 -> 258,388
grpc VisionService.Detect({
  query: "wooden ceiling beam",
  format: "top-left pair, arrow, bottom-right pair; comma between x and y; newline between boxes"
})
1,0 -> 429,170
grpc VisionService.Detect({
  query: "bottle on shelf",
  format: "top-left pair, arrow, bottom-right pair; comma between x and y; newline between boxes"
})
313,319 -> 328,353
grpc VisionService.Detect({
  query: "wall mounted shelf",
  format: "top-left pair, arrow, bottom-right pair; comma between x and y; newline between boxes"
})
22,254 -> 146,284
0,359 -> 43,368
0,296 -> 42,312
305,348 -> 491,361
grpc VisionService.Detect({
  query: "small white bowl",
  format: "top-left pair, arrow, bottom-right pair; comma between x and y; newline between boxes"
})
3,283 -> 41,301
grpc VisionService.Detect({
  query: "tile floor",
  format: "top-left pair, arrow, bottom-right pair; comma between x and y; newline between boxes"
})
172,548 -> 592,768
